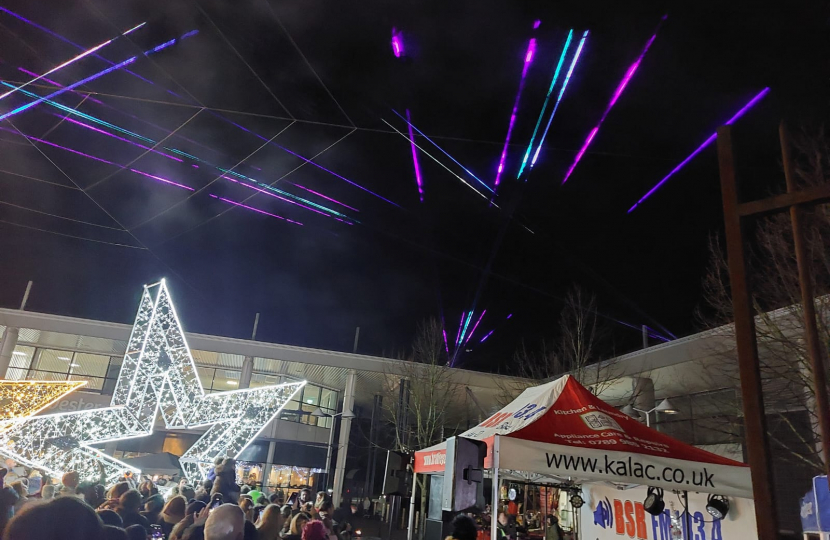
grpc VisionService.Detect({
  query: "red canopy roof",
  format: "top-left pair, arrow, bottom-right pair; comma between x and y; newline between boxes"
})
414,375 -> 751,498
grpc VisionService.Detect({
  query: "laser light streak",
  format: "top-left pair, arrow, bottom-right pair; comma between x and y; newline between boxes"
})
0,21 -> 143,101
561,18 -> 665,185
391,110 -> 491,193
209,194 -> 302,225
531,30 -> 589,169
406,109 -> 424,202
0,56 -> 137,122
463,309 -> 486,346
62,117 -> 183,163
494,37 -> 537,189
627,87 -> 770,212
391,28 -> 405,58
130,169 -> 194,191
517,29 -> 573,179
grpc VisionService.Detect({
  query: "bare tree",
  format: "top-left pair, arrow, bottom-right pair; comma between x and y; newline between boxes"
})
380,318 -> 465,539
497,286 -> 618,404
698,126 -> 830,473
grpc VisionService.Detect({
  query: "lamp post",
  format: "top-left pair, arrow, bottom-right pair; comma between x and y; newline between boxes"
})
312,406 -> 356,491
622,398 -> 678,427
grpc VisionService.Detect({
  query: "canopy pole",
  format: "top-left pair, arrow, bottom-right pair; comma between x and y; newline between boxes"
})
407,473 -> 417,540
491,435 -> 500,540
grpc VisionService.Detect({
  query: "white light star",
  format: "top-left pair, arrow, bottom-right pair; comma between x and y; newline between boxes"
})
0,280 -> 304,483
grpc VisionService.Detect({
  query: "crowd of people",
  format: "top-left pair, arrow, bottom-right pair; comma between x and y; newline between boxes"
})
0,457 -> 355,540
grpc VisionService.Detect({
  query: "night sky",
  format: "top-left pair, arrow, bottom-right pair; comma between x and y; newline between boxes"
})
0,0 -> 826,372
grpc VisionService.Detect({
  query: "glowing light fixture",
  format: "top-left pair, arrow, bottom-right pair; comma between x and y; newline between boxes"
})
562,18 -> 666,184
531,30 -> 589,168
627,87 -> 770,212
391,28 -> 405,58
517,29 -> 573,179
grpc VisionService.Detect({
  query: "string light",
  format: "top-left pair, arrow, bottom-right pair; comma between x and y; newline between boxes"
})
0,280 -> 305,484
0,381 -> 86,423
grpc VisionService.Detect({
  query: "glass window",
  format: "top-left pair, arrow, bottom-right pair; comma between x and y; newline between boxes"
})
320,388 -> 337,411
211,370 -> 241,392
7,346 -> 35,380
70,353 -> 110,377
33,349 -> 72,376
27,370 -> 66,382
281,399 -> 302,422
250,374 -> 281,389
68,374 -> 105,391
196,368 -> 215,391
302,385 -> 320,406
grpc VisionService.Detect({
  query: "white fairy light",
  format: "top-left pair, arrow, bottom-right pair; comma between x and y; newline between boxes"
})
0,279 -> 304,484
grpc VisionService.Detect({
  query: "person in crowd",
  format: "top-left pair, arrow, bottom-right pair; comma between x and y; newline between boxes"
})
280,505 -> 293,536
41,484 -> 56,500
212,459 -> 241,503
301,520 -> 328,540
204,503 -> 246,540
196,480 -> 214,504
169,501 -> 207,540
284,512 -> 311,540
255,504 -> 284,540
79,480 -> 106,508
446,514 -> 477,540
303,502 -> 314,517
545,515 -> 564,540
125,524 -> 149,540
240,496 -> 255,522
496,510 -> 510,540
181,484 -> 197,502
268,494 -> 280,505
100,482 -> 131,510
9,481 -> 27,513
207,457 -> 224,482
243,520 -> 259,540
143,492 -> 166,524
316,501 -> 335,538
313,493 -> 328,514
159,495 -> 188,537
98,509 -> 124,527
57,471 -> 81,498
117,489 -> 152,533
139,480 -> 158,500
104,525 -> 128,540
3,496 -> 105,540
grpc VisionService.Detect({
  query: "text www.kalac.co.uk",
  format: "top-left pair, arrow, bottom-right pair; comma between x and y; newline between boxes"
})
545,453 -> 716,488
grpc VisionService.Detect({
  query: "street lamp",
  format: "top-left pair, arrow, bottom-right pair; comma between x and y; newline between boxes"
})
623,399 -> 678,427
312,406 -> 356,490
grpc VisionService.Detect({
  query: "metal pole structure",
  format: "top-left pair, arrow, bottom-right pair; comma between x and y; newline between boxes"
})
353,327 -> 360,353
780,122 -> 830,482
365,394 -> 379,497
369,395 -> 382,497
333,370 -> 357,506
490,435 -> 500,540
642,325 -> 648,349
239,313 -> 260,389
407,473 -> 417,540
324,413 -> 338,490
0,281 -> 32,378
716,125 -> 779,540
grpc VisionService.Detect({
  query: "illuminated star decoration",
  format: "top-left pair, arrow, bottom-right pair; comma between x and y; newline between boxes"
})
0,381 -> 87,423
0,280 -> 304,484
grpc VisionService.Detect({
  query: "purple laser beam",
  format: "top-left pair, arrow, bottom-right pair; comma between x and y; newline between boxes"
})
442,328 -> 450,355
406,109 -> 424,202
18,67 -> 105,105
561,17 -> 666,185
463,309 -> 487,346
209,194 -> 302,225
62,116 -> 183,162
454,312 -> 466,348
287,182 -> 360,213
479,330 -> 495,343
391,28 -> 404,58
0,56 -> 136,121
0,8 -> 383,211
494,36 -> 537,189
627,87 -> 770,212
0,126 -> 119,166
130,169 -> 194,191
